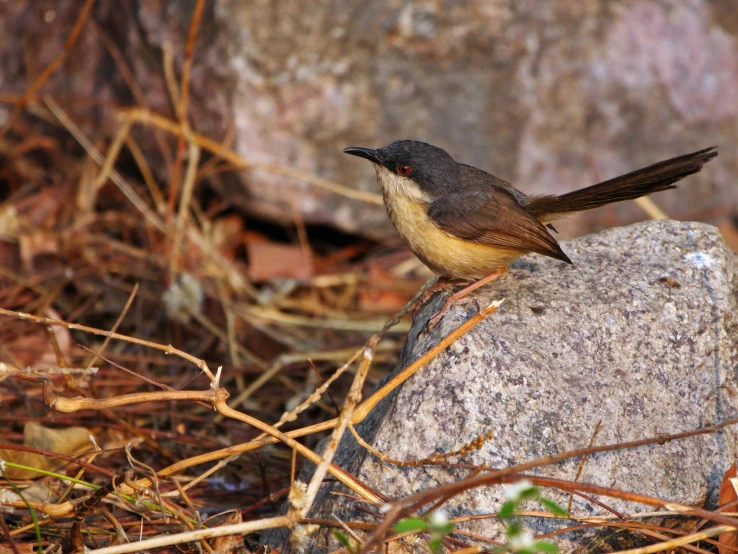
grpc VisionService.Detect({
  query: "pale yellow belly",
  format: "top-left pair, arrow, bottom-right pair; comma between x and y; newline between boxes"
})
383,190 -> 520,280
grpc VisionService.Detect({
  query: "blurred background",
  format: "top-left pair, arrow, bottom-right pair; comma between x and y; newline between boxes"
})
0,0 -> 736,539
3,1 -> 736,240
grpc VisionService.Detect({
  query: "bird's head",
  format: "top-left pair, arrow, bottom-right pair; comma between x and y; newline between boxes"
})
343,140 -> 459,200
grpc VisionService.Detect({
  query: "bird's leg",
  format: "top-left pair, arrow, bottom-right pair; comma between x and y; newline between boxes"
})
413,277 -> 463,317
427,268 -> 507,330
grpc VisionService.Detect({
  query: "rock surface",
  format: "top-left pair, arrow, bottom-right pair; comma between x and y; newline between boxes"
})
0,2 -> 735,237
262,220 -> 738,552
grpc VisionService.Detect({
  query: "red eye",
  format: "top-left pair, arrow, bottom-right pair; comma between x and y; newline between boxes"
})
397,165 -> 412,175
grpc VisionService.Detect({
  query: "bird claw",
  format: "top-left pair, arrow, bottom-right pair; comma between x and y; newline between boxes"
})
413,289 -> 440,318
427,296 -> 480,331
413,279 -> 460,318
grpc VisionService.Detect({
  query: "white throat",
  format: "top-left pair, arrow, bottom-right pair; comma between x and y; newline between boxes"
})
373,164 -> 430,204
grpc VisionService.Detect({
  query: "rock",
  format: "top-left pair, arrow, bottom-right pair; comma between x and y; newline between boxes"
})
262,220 -> 738,552
0,2 -> 735,238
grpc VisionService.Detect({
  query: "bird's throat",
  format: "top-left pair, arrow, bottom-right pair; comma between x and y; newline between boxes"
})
373,165 -> 429,204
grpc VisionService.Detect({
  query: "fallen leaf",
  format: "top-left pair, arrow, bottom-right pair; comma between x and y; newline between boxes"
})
246,238 -> 313,282
718,462 -> 737,554
359,260 -> 412,312
0,240 -> 21,274
18,231 -> 60,270
0,543 -> 41,553
719,220 -> 738,253
0,422 -> 94,479
14,185 -> 66,228
21,482 -> 59,504
358,288 -> 409,313
210,511 -> 246,553
2,307 -> 71,368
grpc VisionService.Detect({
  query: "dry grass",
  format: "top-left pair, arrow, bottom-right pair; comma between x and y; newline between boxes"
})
1,4 -> 737,554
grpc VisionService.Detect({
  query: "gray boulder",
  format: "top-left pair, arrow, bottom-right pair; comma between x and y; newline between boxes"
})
263,220 -> 738,552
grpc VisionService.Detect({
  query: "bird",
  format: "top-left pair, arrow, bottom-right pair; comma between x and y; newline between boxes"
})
343,140 -> 718,329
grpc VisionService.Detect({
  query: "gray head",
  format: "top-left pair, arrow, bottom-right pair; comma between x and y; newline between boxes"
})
343,140 -> 459,197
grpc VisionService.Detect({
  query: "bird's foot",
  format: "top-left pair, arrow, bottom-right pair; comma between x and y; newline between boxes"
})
413,278 -> 462,318
427,296 -> 480,331
424,268 -> 507,331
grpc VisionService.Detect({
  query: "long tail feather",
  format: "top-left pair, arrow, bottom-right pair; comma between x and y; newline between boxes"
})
525,147 -> 718,220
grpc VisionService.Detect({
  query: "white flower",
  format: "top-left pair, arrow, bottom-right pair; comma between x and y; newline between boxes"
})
429,509 -> 448,527
291,523 -> 319,553
0,488 -> 20,504
503,479 -> 533,501
288,480 -> 309,511
162,273 -> 204,324
509,530 -> 535,552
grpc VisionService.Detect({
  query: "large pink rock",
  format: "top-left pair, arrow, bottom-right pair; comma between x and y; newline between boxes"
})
1,1 -> 734,239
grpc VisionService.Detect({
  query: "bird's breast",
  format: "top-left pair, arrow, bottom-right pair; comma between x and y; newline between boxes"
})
374,166 -> 518,279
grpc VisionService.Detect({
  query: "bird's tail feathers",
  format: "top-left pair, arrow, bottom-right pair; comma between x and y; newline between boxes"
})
525,147 -> 718,221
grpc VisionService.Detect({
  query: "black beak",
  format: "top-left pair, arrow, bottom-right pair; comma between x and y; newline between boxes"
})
343,147 -> 381,164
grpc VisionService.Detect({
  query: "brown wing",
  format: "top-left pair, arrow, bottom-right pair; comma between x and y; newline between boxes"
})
428,189 -> 572,264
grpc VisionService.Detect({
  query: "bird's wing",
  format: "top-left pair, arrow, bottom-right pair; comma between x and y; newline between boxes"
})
427,189 -> 572,264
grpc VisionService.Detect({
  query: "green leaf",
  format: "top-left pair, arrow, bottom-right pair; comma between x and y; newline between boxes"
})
395,517 -> 428,534
498,500 -> 517,519
506,521 -> 523,537
540,498 -> 568,517
520,487 -> 539,499
332,529 -> 354,554
533,540 -> 559,553
429,537 -> 442,554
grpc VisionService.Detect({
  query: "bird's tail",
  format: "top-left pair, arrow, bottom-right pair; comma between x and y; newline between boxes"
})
524,147 -> 718,222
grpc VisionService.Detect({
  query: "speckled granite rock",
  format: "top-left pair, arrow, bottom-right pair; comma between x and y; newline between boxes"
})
262,220 -> 738,552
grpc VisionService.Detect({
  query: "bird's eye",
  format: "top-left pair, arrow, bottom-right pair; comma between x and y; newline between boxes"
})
397,165 -> 412,176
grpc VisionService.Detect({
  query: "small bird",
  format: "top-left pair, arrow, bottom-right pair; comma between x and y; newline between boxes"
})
344,141 -> 718,328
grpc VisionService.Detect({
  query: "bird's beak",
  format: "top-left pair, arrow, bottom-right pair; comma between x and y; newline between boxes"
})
343,147 -> 381,164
